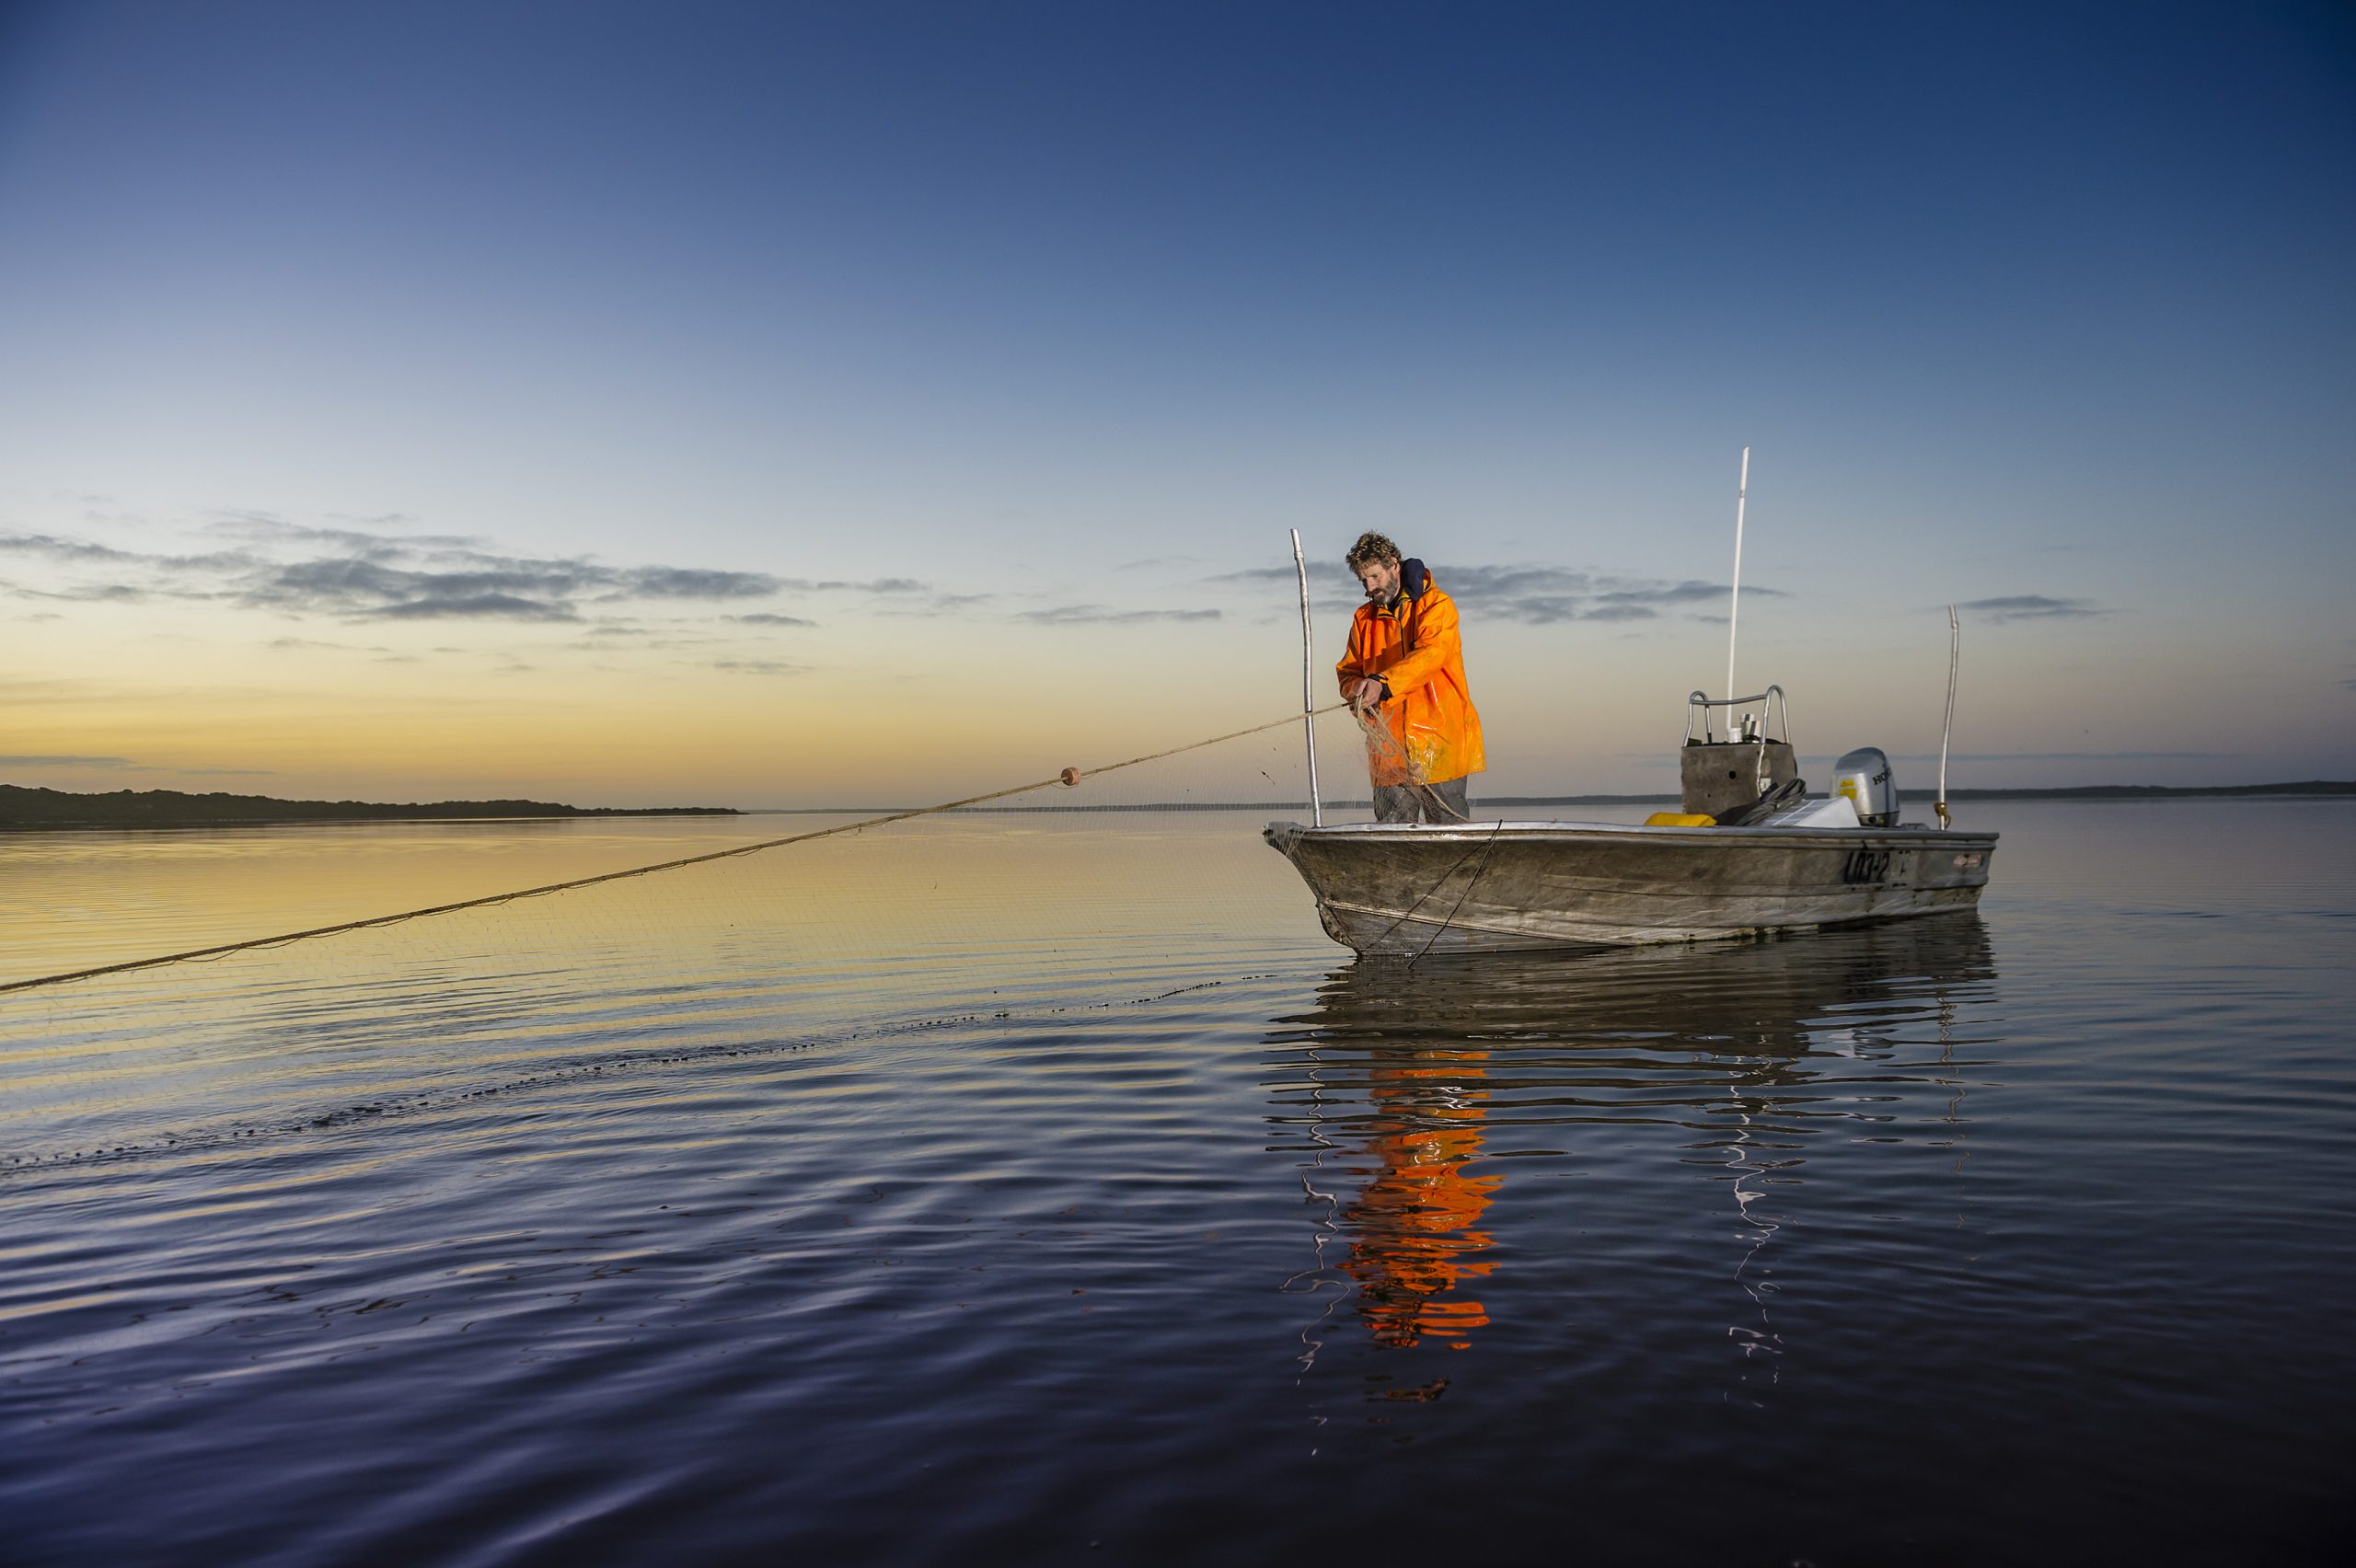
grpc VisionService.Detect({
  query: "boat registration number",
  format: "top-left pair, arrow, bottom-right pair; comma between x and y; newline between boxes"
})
1842,847 -> 1895,885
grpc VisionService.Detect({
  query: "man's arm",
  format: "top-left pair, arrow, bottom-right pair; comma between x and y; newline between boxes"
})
1334,615 -> 1375,698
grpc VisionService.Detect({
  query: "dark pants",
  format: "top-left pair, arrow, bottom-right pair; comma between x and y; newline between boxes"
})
1372,776 -> 1471,824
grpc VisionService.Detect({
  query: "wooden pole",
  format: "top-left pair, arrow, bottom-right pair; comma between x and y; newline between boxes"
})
1290,529 -> 1323,826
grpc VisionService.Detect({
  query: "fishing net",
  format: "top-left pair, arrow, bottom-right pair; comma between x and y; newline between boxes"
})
2,706 -> 1397,1169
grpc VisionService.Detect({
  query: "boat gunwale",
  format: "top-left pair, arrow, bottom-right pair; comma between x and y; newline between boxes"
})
1265,818 -> 1999,848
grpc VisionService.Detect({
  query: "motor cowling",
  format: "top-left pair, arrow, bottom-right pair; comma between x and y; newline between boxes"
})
1831,746 -> 1900,826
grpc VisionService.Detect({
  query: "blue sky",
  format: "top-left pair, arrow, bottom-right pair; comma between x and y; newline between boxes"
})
2,1 -> 2350,802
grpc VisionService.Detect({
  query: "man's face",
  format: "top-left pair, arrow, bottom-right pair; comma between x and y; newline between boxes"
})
1354,557 -> 1401,605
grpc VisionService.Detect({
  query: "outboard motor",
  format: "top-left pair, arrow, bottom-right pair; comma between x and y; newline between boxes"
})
1831,747 -> 1900,826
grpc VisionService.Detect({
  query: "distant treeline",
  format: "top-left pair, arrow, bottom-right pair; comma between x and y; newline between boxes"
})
1905,781 -> 2356,801
10,778 -> 2347,831
0,784 -> 740,831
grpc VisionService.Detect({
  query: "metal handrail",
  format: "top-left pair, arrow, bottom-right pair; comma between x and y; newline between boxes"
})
1683,685 -> 1790,747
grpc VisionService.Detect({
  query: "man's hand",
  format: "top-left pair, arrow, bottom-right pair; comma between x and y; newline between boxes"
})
1345,676 -> 1386,712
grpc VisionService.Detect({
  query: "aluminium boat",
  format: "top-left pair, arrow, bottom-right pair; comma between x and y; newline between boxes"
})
1265,686 -> 1997,958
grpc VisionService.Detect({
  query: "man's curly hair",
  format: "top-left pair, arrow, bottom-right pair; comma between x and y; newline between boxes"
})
1345,531 -> 1401,571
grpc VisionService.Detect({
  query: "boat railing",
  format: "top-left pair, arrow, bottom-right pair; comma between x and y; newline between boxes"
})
1685,685 -> 1790,747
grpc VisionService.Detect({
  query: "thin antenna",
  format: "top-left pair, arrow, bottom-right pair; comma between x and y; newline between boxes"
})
1290,529 -> 1323,826
1936,605 -> 1958,829
1726,446 -> 1750,708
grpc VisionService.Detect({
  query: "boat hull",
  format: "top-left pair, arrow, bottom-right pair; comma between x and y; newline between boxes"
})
1264,819 -> 1997,956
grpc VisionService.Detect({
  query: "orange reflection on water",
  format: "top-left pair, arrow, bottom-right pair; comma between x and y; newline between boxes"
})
1339,1048 -> 1499,1351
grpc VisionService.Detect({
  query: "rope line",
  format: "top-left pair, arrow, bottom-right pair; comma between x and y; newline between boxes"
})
1,704 -> 1351,997
1412,818 -> 1507,962
1358,817 -> 1507,957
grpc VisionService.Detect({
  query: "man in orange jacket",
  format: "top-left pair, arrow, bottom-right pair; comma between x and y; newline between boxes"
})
1337,531 -> 1485,824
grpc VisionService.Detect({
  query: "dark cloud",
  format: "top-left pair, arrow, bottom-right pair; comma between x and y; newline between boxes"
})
733,612 -> 818,627
1207,559 -> 1776,626
873,590 -> 992,617
266,636 -> 391,652
1434,564 -> 1589,598
615,567 -> 780,600
5,581 -> 157,604
710,659 -> 805,675
0,529 -> 254,578
1016,605 -> 1223,625
1461,569 -> 1778,625
577,626 -> 724,650
0,753 -> 271,775
0,531 -> 142,563
1470,571 -> 1781,626
205,513 -> 480,555
1593,579 -> 1756,608
7,520 -> 790,624
1958,594 -> 2104,622
782,576 -> 928,594
373,594 -> 582,622
238,558 -> 597,619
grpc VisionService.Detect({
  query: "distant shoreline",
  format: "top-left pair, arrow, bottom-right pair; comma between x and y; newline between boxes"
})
1895,781 -> 2356,801
0,783 -> 740,833
6,778 -> 2348,832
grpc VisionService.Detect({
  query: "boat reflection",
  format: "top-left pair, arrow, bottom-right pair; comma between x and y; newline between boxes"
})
1267,916 -> 1997,1364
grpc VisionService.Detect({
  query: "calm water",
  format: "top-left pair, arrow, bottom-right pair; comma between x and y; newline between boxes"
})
4,800 -> 2352,1564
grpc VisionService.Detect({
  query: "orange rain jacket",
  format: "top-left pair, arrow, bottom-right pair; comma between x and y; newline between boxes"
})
1336,560 -> 1485,788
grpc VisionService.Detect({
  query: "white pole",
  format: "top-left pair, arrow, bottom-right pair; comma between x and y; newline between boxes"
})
1726,445 -> 1749,718
1936,605 -> 1958,829
1290,529 -> 1323,827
